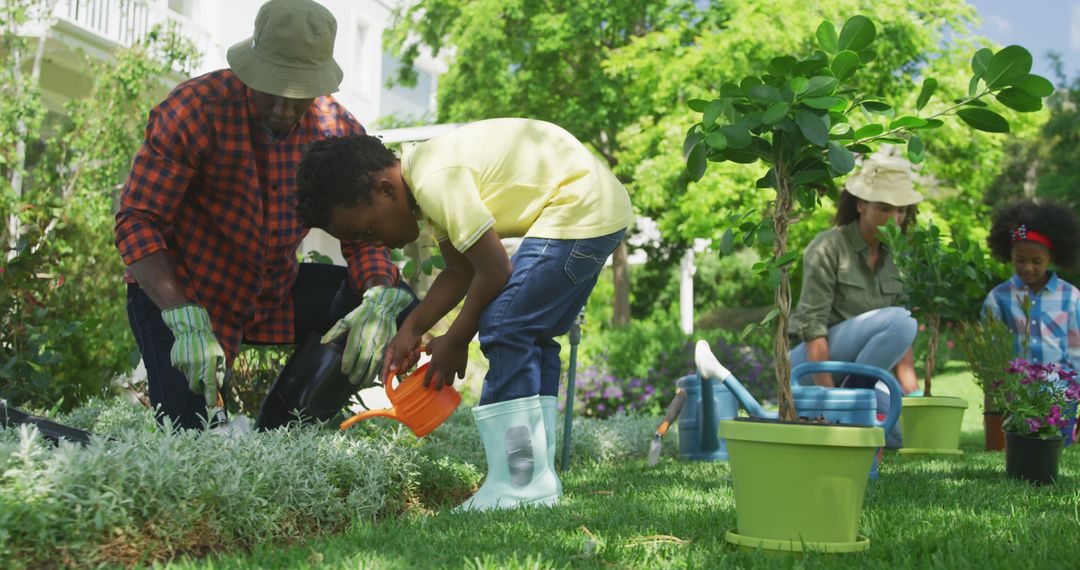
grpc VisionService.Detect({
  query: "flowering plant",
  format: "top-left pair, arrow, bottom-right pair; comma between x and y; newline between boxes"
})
993,359 -> 1080,439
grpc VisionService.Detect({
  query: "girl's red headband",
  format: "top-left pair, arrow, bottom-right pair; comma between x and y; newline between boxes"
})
1011,224 -> 1054,251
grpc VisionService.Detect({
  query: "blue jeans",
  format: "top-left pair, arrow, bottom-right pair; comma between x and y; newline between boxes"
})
790,306 -> 917,386
478,229 -> 625,405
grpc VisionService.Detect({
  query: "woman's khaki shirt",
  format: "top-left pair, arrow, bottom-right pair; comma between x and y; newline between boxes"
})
788,222 -> 905,343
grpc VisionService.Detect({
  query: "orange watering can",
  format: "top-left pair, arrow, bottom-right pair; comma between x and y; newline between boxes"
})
339,362 -> 461,437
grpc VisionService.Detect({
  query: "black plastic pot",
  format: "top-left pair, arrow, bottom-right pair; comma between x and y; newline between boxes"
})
255,333 -> 357,430
1005,431 -> 1064,485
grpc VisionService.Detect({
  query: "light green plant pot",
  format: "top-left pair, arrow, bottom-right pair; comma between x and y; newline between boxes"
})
719,419 -> 883,553
898,396 -> 968,455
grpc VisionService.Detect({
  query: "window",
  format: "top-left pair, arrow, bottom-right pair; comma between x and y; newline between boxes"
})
352,22 -> 370,94
168,0 -> 194,18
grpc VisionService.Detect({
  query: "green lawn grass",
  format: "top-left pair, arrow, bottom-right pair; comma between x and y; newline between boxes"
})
171,364 -> 1080,569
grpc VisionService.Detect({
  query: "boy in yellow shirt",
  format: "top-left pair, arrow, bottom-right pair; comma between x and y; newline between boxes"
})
296,118 -> 633,511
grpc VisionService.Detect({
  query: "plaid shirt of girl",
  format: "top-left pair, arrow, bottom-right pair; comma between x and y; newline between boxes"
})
115,70 -> 397,362
983,273 -> 1080,373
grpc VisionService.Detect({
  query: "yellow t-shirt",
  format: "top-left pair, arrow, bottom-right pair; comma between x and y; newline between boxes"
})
400,118 -> 634,252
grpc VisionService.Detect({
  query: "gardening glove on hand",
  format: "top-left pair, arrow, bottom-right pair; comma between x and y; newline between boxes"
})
322,285 -> 414,386
161,304 -> 226,408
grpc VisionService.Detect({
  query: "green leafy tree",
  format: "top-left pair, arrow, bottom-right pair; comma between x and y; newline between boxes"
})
685,15 -> 1049,420
612,0 -> 1045,316
986,54 -> 1080,212
386,0 -> 728,326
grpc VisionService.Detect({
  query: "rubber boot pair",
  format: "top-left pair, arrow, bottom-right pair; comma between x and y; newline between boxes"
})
456,395 -> 561,511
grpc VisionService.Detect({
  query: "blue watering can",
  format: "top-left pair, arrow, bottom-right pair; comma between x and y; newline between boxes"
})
693,341 -> 903,479
674,373 -> 739,461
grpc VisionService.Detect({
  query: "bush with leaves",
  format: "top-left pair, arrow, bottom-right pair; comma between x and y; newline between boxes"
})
685,15 -> 1050,420
1,9 -> 200,409
879,222 -> 995,396
954,312 -> 1015,411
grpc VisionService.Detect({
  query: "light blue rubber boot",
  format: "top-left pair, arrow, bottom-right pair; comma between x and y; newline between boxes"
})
539,395 -> 563,495
456,395 -> 560,512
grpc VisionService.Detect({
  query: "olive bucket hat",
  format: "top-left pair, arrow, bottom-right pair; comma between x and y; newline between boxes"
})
226,0 -> 343,98
844,154 -> 924,207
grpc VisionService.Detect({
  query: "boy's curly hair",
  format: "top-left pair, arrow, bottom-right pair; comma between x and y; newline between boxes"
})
296,135 -> 397,228
987,198 -> 1080,270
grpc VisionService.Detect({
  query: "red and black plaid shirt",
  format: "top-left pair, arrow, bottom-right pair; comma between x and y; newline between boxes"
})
115,69 -> 397,362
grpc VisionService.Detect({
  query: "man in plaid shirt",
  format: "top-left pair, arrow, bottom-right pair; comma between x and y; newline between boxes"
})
115,0 -> 414,430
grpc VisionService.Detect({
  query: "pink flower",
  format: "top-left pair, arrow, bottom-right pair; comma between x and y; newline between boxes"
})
1025,418 -> 1043,433
946,340 -> 955,350
1046,404 -> 1061,427
1066,384 -> 1080,401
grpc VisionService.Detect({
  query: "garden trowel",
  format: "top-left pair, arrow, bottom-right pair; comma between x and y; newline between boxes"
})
647,388 -> 687,466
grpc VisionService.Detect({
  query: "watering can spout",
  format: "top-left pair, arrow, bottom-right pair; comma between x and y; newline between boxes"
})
694,340 -> 774,419
340,408 -> 400,430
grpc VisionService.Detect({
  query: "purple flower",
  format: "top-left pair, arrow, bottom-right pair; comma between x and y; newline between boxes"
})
1046,404 -> 1062,427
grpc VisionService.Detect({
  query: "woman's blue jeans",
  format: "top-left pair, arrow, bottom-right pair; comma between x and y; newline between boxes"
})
478,229 -> 625,405
790,306 -> 917,386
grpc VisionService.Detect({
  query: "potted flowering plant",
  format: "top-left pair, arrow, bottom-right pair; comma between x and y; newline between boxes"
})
995,359 -> 1080,485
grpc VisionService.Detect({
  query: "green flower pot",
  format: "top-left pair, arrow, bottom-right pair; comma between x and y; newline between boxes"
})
897,396 -> 968,455
719,419 -> 883,553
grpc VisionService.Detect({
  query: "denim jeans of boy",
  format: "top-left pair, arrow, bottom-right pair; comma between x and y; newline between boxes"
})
478,229 -> 625,405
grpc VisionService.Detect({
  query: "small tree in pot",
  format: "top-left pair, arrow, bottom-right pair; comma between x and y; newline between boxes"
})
685,15 -> 1050,422
878,222 -> 995,397
686,13 -> 1051,552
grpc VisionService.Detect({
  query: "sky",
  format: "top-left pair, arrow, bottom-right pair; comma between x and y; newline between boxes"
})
964,0 -> 1079,82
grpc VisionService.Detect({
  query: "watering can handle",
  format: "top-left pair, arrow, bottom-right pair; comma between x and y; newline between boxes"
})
789,361 -> 903,434
694,340 -> 777,419
384,345 -> 428,400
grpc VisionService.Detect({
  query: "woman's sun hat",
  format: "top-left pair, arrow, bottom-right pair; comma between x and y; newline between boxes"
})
226,0 -> 343,99
844,154 -> 924,206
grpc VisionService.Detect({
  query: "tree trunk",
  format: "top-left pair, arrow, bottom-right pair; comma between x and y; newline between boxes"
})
773,178 -> 797,422
612,239 -> 630,327
923,314 -> 940,397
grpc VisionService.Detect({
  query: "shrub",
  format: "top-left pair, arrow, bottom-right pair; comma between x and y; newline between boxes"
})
0,396 -> 662,567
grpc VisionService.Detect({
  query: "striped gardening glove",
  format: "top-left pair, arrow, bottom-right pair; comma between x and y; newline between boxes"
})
322,286 -> 415,385
162,304 -> 227,408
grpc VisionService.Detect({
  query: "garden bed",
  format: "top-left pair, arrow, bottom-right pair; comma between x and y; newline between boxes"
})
3,365 -> 1078,568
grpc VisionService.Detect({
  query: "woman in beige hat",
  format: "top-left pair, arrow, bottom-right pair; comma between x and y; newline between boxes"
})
787,156 -> 923,444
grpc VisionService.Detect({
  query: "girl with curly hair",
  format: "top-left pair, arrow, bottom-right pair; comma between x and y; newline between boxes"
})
983,198 -> 1080,444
